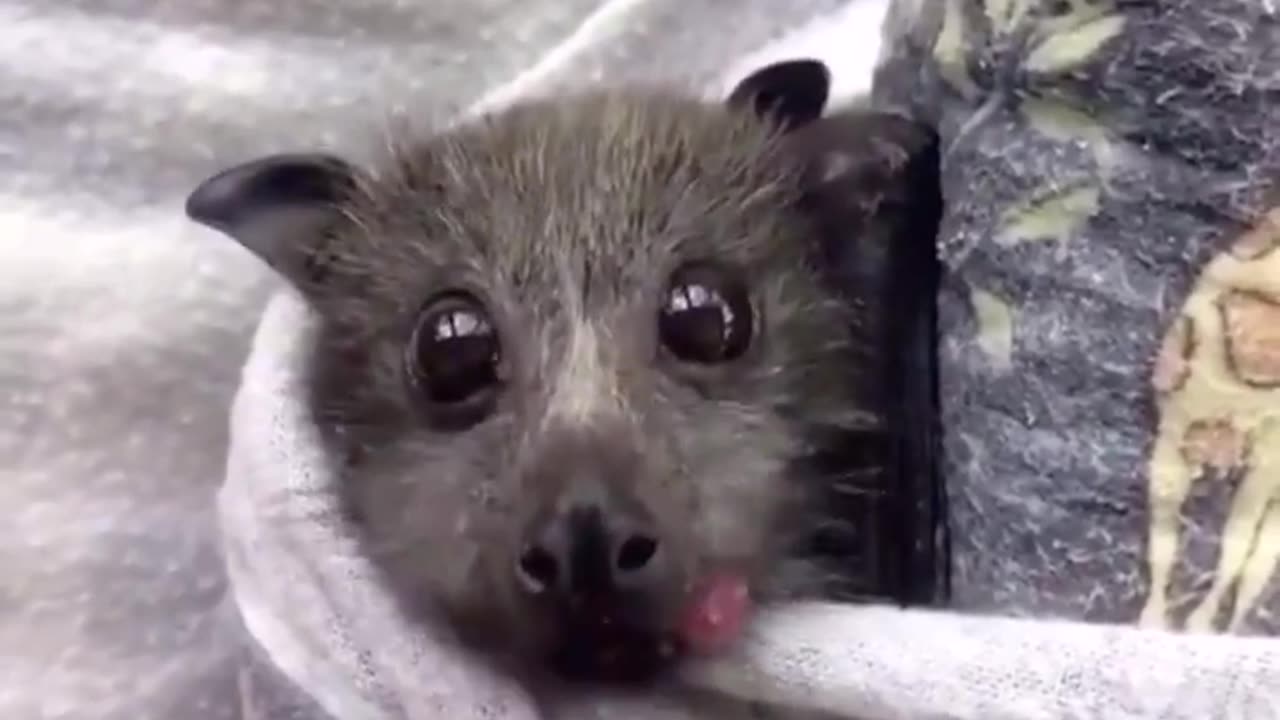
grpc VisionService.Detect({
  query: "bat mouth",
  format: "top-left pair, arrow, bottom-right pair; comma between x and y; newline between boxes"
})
548,602 -> 681,685
546,570 -> 753,685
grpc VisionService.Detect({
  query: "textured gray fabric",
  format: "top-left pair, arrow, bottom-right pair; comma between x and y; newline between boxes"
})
1,2 -> 885,718
873,0 -> 1280,631
686,601 -> 1280,720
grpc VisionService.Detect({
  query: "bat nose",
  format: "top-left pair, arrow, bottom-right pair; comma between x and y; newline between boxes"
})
510,427 -> 682,683
515,503 -> 663,599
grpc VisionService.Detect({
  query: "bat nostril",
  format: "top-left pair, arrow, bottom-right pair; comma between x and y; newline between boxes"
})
516,544 -> 559,593
615,534 -> 658,573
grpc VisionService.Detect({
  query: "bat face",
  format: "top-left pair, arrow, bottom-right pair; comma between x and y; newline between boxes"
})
186,60 -> 941,686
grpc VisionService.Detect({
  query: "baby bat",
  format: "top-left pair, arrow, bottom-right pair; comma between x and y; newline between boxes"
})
186,58 -> 941,705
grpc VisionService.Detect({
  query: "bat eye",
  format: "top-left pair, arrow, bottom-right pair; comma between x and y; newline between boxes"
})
658,263 -> 753,364
406,291 -> 502,429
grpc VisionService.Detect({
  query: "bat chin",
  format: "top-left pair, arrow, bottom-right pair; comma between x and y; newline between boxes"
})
543,570 -> 754,687
547,622 -> 681,686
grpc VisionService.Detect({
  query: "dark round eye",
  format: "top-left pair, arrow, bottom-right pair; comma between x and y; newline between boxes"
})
658,263 -> 753,364
406,291 -> 502,427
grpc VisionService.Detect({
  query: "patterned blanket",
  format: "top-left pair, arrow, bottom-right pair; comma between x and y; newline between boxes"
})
875,0 -> 1280,632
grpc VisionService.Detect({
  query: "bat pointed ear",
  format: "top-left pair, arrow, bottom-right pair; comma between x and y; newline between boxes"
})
186,152 -> 358,290
726,58 -> 831,131
797,112 -> 937,201
786,111 -> 941,275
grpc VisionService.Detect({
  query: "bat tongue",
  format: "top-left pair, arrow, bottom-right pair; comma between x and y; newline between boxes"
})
678,571 -> 752,655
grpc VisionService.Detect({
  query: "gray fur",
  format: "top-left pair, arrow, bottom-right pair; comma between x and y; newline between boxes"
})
301,91 -> 872,669
185,68 -> 937,714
